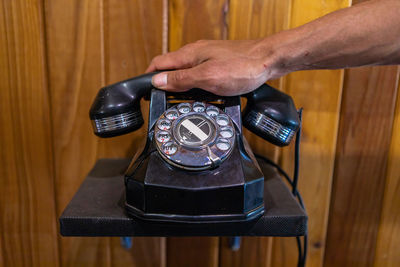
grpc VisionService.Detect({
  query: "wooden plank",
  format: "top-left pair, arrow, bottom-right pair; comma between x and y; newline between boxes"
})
228,0 -> 291,159
167,238 -> 219,267
44,0 -> 110,265
0,234 -> 3,266
228,0 -> 291,40
219,238 -> 272,267
102,1 -> 166,266
110,237 -> 166,267
99,0 -> 163,157
0,0 -> 59,265
271,1 -> 351,267
169,0 -> 227,50
374,72 -> 400,266
323,66 -> 399,266
219,1 -> 291,266
167,0 -> 226,266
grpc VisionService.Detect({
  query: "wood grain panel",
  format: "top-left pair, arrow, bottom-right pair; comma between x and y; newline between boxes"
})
44,0 -> 110,265
342,6 -> 397,267
100,0 -> 163,157
324,66 -> 399,266
219,237 -> 272,267
272,1 -> 351,267
228,0 -> 291,40
0,236 -> 3,266
0,0 -> 59,265
167,237 -> 219,267
169,0 -> 227,51
102,1 -> 165,266
167,1 -> 226,266
220,1 -> 291,266
110,237 -> 165,267
374,74 -> 400,266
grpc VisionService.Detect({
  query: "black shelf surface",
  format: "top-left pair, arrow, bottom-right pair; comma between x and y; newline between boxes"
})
60,158 -> 307,237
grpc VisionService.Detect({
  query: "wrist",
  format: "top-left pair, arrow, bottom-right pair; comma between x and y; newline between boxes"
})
252,29 -> 310,79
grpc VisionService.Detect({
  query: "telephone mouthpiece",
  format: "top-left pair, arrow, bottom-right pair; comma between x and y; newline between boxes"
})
89,81 -> 145,137
89,72 -> 158,137
90,110 -> 144,138
243,84 -> 300,146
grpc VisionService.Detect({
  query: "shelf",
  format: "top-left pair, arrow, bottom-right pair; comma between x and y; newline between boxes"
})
60,158 -> 307,237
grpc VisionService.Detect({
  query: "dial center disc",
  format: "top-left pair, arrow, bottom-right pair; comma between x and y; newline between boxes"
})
175,114 -> 216,147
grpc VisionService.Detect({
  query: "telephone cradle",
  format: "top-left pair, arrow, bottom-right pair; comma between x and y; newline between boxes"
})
60,72 -> 307,238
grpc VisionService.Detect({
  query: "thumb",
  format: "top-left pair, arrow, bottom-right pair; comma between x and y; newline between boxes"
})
151,68 -> 201,92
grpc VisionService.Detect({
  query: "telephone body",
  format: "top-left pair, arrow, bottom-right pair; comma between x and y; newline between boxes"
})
89,72 -> 299,223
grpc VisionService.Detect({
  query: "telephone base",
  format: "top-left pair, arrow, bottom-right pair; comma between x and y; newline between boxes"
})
59,158 -> 307,237
124,137 -> 265,223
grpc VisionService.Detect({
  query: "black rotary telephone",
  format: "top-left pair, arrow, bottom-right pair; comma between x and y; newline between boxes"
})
89,72 -> 299,223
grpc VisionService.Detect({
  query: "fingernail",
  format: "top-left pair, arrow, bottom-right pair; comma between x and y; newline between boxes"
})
152,73 -> 167,88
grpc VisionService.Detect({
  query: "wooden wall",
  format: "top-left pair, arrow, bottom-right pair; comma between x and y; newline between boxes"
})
1,0 -> 399,266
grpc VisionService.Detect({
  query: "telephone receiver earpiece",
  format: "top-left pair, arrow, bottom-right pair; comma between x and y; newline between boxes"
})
242,84 -> 300,146
89,72 -> 160,137
89,72 -> 300,146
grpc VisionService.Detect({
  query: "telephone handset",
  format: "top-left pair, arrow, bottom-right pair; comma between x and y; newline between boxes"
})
90,72 -> 299,144
89,72 -> 300,222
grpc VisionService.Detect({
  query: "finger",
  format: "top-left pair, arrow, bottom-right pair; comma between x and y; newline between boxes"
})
145,64 -> 157,73
146,48 -> 199,73
151,65 -> 210,92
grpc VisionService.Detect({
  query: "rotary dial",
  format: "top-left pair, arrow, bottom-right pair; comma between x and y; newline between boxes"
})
154,102 -> 236,170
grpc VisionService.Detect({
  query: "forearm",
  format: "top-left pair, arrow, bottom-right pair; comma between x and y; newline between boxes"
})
260,0 -> 400,75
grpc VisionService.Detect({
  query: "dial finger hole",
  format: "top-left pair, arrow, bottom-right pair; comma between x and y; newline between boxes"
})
162,141 -> 178,155
216,114 -> 229,126
156,131 -> 171,143
216,138 -> 230,151
158,119 -> 172,130
220,127 -> 233,138
193,102 -> 205,112
178,103 -> 191,114
165,109 -> 179,120
206,106 -> 219,117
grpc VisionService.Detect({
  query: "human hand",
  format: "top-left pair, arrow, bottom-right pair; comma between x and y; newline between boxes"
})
146,39 -> 285,96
